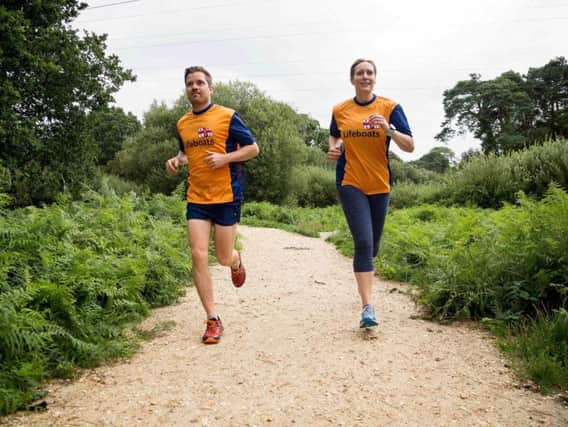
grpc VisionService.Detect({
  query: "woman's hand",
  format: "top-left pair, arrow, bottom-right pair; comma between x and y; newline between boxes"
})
368,114 -> 389,131
327,137 -> 343,161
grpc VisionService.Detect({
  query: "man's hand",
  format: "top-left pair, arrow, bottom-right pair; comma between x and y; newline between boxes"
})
205,151 -> 227,169
165,157 -> 180,176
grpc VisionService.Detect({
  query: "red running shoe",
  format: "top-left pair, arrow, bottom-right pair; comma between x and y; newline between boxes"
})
202,318 -> 223,344
231,252 -> 246,288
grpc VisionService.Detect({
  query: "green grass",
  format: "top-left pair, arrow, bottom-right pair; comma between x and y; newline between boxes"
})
0,189 -> 191,415
241,201 -> 344,236
498,309 -> 568,393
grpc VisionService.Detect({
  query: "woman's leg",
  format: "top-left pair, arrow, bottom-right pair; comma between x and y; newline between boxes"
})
338,185 -> 374,305
369,193 -> 390,258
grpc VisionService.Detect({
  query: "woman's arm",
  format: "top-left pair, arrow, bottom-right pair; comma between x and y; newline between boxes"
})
327,135 -> 342,161
390,130 -> 414,153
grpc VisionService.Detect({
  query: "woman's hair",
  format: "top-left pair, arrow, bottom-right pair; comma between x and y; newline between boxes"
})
349,59 -> 377,81
184,66 -> 213,86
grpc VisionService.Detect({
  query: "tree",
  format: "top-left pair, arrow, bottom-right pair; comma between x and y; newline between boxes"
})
0,0 -> 135,206
436,57 -> 568,155
107,124 -> 182,195
296,113 -> 328,153
525,56 -> 568,141
86,107 -> 141,166
412,146 -> 455,173
109,81 -> 333,203
211,82 -> 308,203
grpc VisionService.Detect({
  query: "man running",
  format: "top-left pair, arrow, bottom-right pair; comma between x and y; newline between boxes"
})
166,66 -> 259,344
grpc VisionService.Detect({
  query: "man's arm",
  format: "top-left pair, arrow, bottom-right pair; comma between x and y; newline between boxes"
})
165,150 -> 188,176
205,143 -> 259,170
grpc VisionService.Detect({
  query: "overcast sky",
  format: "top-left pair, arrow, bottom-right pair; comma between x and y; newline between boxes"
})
75,0 -> 567,160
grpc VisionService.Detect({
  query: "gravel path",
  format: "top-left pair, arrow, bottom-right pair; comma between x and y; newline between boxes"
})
3,225 -> 567,426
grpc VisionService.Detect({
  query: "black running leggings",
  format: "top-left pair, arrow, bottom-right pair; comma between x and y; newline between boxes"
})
337,185 -> 390,272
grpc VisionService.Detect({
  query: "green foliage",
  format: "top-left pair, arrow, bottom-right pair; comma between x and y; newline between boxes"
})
86,107 -> 141,166
389,181 -> 447,209
391,139 -> 568,209
143,98 -> 190,139
241,202 -> 344,237
100,174 -> 145,196
107,127 -> 184,195
437,57 -> 568,154
0,0 -> 135,206
0,190 -> 189,414
499,309 -> 568,392
370,188 -> 568,321
212,82 -> 308,203
390,157 -> 440,185
109,81 -> 331,204
446,139 -> 568,208
286,166 -> 337,207
410,146 -> 455,173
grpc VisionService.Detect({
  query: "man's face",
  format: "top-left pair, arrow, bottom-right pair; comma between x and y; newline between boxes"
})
185,71 -> 213,107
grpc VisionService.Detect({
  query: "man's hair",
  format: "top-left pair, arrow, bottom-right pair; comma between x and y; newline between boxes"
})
349,59 -> 377,81
184,66 -> 213,86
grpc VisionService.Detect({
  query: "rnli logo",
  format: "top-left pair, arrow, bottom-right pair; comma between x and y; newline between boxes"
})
198,127 -> 213,138
362,119 -> 379,130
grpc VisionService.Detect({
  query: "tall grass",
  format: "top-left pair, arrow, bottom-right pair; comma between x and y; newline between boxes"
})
368,188 -> 568,321
241,201 -> 344,236
0,189 -> 190,414
499,309 -> 568,392
391,139 -> 568,209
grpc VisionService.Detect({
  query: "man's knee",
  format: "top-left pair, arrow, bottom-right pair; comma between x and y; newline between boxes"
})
191,247 -> 209,265
215,249 -> 234,267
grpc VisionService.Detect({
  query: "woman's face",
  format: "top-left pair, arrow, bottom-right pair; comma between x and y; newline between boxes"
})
351,61 -> 376,93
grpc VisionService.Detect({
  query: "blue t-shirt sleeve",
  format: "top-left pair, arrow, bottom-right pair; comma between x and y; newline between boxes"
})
389,105 -> 412,136
329,114 -> 340,138
229,112 -> 255,145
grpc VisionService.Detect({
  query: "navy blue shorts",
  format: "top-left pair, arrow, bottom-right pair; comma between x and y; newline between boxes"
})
186,201 -> 241,226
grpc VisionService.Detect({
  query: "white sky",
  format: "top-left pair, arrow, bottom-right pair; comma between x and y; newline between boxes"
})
75,0 -> 568,160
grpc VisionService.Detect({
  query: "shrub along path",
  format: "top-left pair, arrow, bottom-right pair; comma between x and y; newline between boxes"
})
3,226 -> 567,426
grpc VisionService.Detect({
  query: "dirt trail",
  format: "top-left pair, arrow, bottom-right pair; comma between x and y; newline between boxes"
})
3,225 -> 567,426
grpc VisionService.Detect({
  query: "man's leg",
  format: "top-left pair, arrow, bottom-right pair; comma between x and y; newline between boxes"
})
188,219 -> 215,316
214,223 -> 239,269
215,222 -> 247,287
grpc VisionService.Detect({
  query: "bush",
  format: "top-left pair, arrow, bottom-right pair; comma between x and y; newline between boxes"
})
107,129 -> 184,195
390,158 -> 439,184
448,139 -> 568,208
391,139 -> 568,209
390,181 -> 447,209
287,166 -> 337,207
241,201 -> 344,237
499,309 -> 568,393
373,188 -> 568,320
0,191 -> 189,414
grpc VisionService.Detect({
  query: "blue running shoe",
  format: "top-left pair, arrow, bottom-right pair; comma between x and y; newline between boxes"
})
360,304 -> 378,328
